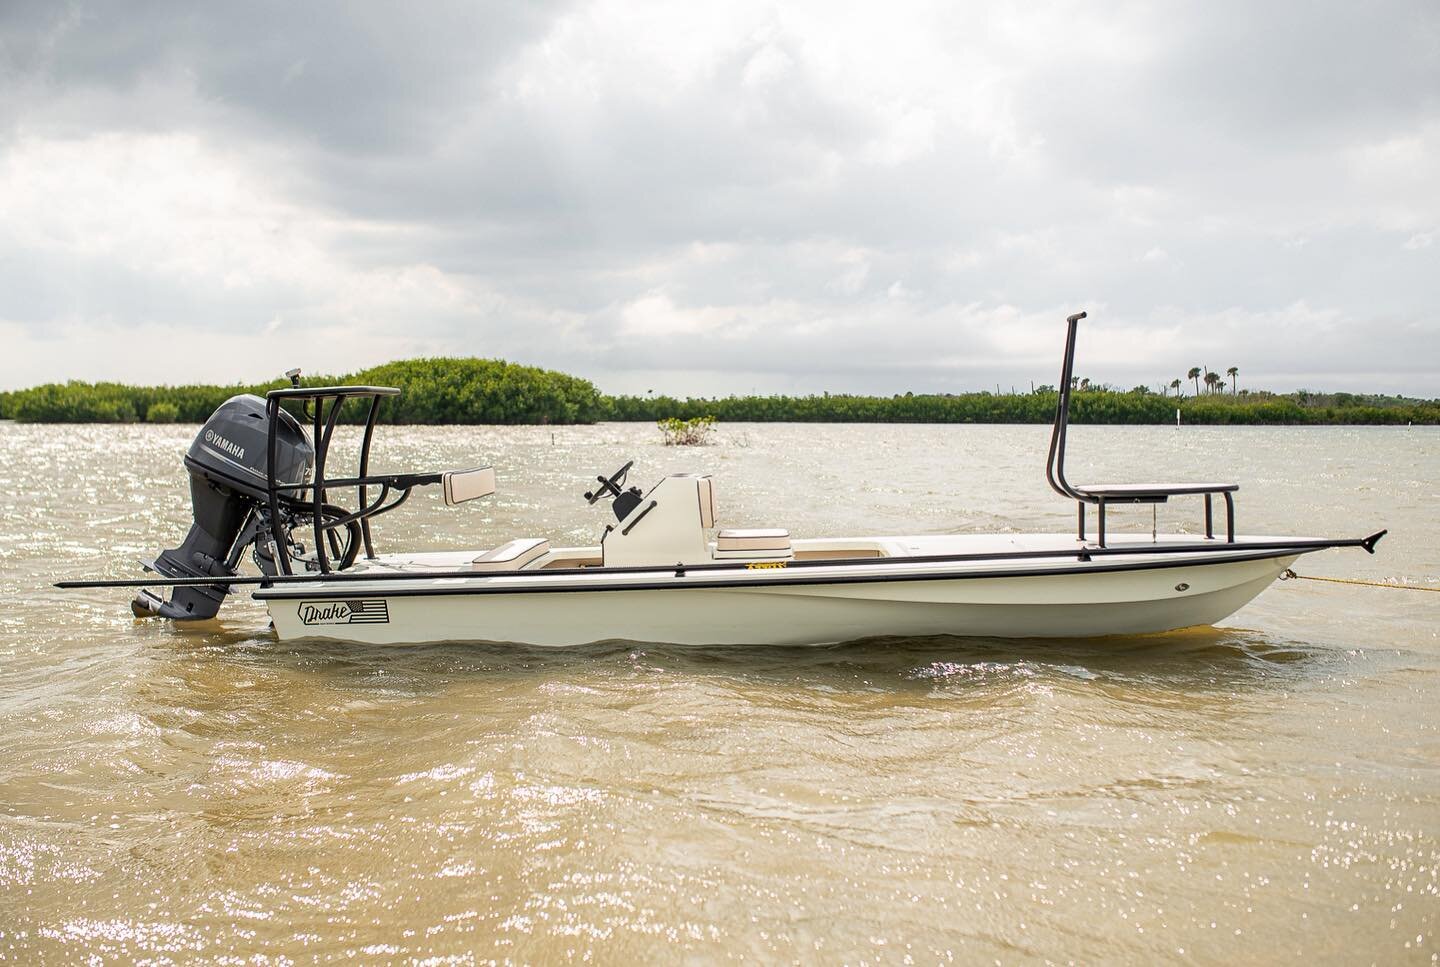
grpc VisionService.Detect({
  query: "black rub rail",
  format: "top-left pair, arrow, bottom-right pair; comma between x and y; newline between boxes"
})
55,531 -> 1387,593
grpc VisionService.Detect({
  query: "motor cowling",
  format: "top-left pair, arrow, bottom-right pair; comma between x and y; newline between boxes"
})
132,395 -> 314,620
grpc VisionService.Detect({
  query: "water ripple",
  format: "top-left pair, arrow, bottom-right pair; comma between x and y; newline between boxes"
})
2,422 -> 1437,961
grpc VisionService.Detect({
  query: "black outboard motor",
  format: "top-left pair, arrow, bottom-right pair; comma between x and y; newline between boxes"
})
132,395 -> 314,620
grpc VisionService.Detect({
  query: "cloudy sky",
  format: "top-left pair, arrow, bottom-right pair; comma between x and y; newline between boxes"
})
1,0 -> 1436,396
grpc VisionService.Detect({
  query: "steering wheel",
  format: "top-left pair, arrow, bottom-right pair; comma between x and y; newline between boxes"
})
585,460 -> 634,504
310,503 -> 365,570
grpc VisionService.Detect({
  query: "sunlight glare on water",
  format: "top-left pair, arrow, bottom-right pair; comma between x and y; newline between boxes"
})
1,422 -> 1437,962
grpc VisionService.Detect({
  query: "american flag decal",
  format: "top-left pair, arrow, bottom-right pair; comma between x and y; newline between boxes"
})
298,599 -> 390,626
344,599 -> 390,624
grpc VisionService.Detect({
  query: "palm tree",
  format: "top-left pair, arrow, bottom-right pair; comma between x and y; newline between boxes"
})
1204,371 -> 1221,393
1226,366 -> 1238,393
1079,377 -> 1091,392
1188,367 -> 1202,396
1170,378 -> 1182,398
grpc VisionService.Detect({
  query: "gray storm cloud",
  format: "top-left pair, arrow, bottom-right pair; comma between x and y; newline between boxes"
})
1,0 -> 1436,395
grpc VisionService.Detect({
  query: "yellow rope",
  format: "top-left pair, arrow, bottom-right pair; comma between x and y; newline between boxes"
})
1280,569 -> 1440,593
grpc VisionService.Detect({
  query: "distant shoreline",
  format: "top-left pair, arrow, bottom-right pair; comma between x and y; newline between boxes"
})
2,357 -> 1436,426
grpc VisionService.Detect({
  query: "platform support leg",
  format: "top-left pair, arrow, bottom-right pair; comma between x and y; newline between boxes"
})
1097,498 -> 1107,547
1224,491 -> 1235,542
1077,502 -> 1085,542
1204,493 -> 1214,539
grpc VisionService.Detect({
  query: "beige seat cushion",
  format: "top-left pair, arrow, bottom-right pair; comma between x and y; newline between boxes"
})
664,473 -> 717,527
472,538 -> 550,571
716,528 -> 791,552
443,466 -> 497,505
697,475 -> 716,528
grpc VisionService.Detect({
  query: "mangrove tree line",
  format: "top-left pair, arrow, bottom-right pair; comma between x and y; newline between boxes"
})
1,357 -> 1436,425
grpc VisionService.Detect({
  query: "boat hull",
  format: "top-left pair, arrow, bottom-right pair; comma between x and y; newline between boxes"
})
260,551 -> 1300,647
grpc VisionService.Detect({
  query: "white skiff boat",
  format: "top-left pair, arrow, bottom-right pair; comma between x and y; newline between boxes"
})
60,312 -> 1384,646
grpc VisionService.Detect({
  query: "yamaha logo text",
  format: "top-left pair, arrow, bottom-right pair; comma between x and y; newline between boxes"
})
203,429 -> 245,461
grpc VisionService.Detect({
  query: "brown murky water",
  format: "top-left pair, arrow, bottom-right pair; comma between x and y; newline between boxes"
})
2,421 -> 1437,963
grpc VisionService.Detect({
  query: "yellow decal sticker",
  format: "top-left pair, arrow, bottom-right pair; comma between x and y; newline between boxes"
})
745,561 -> 788,570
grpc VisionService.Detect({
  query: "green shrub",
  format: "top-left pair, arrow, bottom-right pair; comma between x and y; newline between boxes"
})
658,415 -> 716,445
145,401 -> 181,423
4,358 -> 606,425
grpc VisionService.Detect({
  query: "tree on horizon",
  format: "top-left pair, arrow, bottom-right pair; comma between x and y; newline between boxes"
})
1188,367 -> 1202,396
1226,366 -> 1239,393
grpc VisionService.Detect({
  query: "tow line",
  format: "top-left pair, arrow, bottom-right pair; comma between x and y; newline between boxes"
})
1280,569 -> 1439,593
